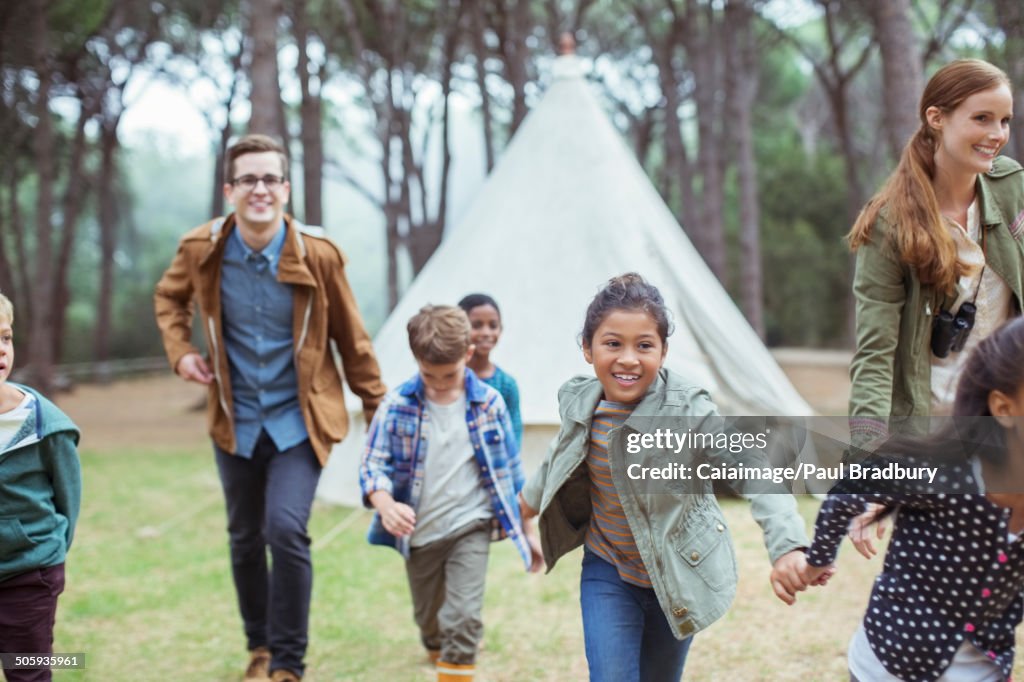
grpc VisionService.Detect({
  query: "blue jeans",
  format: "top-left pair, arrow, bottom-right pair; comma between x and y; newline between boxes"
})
215,432 -> 321,676
580,549 -> 693,682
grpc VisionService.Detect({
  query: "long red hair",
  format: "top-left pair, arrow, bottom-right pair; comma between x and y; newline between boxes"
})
848,59 -> 1011,293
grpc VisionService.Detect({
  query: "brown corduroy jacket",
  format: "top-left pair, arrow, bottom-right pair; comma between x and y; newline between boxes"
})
154,213 -> 386,465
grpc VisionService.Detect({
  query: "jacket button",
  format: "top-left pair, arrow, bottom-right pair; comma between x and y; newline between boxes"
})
690,551 -> 700,562
716,524 -> 725,532
672,607 -> 688,617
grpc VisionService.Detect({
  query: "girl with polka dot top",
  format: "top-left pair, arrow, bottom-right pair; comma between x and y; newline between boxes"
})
805,317 -> 1024,682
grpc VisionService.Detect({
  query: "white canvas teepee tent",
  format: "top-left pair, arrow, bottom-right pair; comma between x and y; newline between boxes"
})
316,55 -> 811,506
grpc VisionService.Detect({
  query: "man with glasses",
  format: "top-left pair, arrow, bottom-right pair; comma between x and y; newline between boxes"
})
154,134 -> 386,682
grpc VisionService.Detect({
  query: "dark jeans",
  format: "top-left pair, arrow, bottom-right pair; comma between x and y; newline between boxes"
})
215,433 -> 321,676
0,563 -> 65,682
580,549 -> 693,682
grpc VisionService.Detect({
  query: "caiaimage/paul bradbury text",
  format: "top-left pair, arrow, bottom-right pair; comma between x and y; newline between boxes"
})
626,462 -> 938,485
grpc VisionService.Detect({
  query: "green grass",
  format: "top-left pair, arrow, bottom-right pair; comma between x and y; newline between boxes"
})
54,446 -> 586,681
52,446 -> 1024,680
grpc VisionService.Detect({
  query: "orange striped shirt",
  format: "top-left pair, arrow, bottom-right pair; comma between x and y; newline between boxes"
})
584,400 -> 651,587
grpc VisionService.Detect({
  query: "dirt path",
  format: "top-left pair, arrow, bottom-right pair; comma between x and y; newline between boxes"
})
56,373 -> 209,451
773,347 -> 851,415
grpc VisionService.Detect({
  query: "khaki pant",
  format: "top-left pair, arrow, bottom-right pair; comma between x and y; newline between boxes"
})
406,519 -> 491,665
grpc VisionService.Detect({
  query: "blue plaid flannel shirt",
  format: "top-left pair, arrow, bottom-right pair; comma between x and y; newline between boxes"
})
359,368 -> 531,569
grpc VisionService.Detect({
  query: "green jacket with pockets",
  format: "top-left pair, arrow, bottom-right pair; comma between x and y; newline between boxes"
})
521,368 -> 809,639
849,156 -> 1024,446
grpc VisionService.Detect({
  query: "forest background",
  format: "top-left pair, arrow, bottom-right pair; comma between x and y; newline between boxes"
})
2,0 -> 1023,394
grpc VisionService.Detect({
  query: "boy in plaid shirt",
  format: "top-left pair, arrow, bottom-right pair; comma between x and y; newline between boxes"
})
359,305 -> 542,682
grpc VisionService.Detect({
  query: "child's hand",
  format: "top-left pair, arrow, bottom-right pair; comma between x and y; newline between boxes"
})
801,563 -> 837,587
518,495 -> 545,572
769,550 -> 809,605
847,503 -> 888,559
519,492 -> 538,520
525,527 -> 545,573
379,501 -> 417,537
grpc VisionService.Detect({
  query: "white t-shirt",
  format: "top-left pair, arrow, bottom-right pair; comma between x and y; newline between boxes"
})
410,395 -> 492,548
0,390 -> 33,453
931,200 -> 1014,415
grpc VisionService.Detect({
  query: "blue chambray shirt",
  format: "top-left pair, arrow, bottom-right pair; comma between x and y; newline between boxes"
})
220,223 -> 308,457
358,369 -> 532,569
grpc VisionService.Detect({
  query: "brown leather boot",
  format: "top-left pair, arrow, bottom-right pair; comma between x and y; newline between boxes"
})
269,669 -> 302,682
243,647 -> 271,681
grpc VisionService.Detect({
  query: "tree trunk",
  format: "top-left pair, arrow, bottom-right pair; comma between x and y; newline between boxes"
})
293,0 -> 323,225
995,0 -> 1024,160
685,0 -> 727,280
94,121 -> 119,369
493,0 -> 531,136
29,0 -> 55,391
247,0 -> 285,139
658,66 -> 699,236
631,2 -> 701,240
866,0 -> 922,160
7,170 -> 31,329
212,46 -> 245,216
0,173 -> 14,301
212,135 -> 227,216
51,98 -> 97,365
408,0 -> 459,272
726,0 -> 764,338
471,1 -> 495,172
380,93 -> 401,311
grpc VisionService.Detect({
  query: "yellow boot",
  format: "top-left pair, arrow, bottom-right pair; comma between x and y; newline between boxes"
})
437,660 -> 475,681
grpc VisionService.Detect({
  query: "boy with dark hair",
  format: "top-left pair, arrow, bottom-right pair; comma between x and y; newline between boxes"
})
0,292 -> 81,682
359,304 -> 542,682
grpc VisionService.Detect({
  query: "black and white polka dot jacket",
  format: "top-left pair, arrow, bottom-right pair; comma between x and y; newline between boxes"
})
807,460 -> 1024,682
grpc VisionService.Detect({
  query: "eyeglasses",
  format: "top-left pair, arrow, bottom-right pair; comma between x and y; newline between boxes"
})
230,174 -> 286,192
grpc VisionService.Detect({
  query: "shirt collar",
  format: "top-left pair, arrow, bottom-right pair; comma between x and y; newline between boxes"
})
398,368 -> 490,405
232,219 -> 287,265
977,172 -> 1006,229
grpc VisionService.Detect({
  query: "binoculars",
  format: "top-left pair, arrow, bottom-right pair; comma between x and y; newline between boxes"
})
931,302 -> 976,358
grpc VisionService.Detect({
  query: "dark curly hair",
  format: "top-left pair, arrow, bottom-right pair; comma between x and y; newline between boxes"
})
457,293 -> 501,318
581,273 -> 673,348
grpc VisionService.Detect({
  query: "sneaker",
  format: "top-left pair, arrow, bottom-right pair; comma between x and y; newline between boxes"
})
244,647 -> 271,681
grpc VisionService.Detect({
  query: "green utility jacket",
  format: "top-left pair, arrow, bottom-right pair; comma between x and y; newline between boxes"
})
849,156 -> 1024,446
521,368 -> 809,640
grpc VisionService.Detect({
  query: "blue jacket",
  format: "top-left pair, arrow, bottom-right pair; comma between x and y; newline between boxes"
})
0,384 -> 81,583
359,369 -> 531,568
